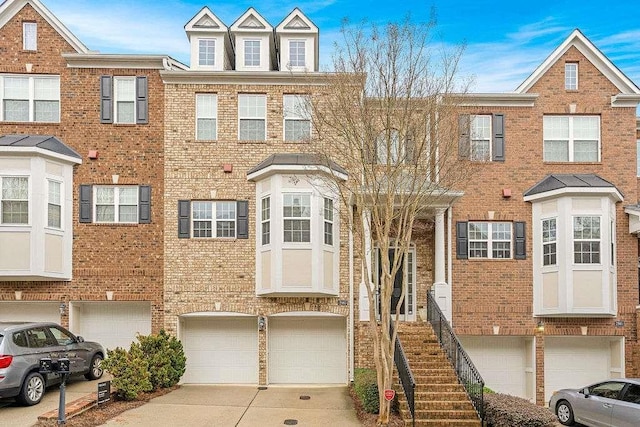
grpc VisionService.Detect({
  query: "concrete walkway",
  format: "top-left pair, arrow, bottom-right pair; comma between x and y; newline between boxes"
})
101,385 -> 362,427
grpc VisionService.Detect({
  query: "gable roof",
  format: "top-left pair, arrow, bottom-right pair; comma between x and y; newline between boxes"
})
0,0 -> 89,53
0,134 -> 82,163
230,7 -> 272,32
184,6 -> 228,35
515,29 -> 640,95
275,8 -> 318,33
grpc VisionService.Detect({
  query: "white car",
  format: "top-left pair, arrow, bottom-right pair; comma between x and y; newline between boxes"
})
549,379 -> 640,426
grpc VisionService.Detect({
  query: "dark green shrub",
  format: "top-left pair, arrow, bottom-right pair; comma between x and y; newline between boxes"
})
137,330 -> 187,390
483,393 -> 557,427
353,368 -> 379,413
102,343 -> 152,401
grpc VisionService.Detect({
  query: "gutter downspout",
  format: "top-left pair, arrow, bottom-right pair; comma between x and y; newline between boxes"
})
349,204 -> 355,382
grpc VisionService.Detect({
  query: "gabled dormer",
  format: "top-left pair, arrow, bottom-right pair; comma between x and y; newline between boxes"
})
229,8 -> 275,71
185,7 -> 232,71
275,8 -> 318,72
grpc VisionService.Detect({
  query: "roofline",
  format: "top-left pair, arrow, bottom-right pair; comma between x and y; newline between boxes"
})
184,6 -> 228,34
247,164 -> 348,182
523,186 -> 623,203
453,93 -> 538,107
0,146 -> 82,164
229,7 -> 273,32
275,7 -> 318,32
161,70 -> 330,85
63,54 -> 187,70
0,0 -> 89,53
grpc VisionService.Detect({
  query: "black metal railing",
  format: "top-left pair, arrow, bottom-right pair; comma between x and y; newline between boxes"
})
426,290 -> 485,420
390,322 -> 416,427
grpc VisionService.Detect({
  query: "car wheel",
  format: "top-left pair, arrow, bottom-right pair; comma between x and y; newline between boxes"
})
17,372 -> 45,406
556,400 -> 575,426
85,354 -> 104,380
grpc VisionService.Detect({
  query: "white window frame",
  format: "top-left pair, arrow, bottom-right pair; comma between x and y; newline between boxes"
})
565,63 -> 578,90
23,22 -> 37,51
543,115 -> 600,162
93,185 -> 139,224
573,215 -> 601,264
191,201 -> 236,238
0,75 -> 60,123
470,115 -> 491,161
323,197 -> 334,246
283,193 -> 311,243
244,40 -> 261,67
289,40 -> 306,67
283,94 -> 311,141
542,217 -> 557,266
47,179 -> 62,229
238,94 -> 266,140
198,38 -> 215,67
373,244 -> 417,318
376,129 -> 403,164
113,77 -> 136,124
636,139 -> 640,177
196,94 -> 217,140
0,176 -> 29,225
261,196 -> 270,245
468,221 -> 512,259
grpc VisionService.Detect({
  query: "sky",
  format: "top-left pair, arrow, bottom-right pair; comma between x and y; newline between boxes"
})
40,0 -> 640,93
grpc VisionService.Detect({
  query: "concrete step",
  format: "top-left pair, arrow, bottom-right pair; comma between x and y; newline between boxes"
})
406,419 -> 482,427
401,408 -> 480,420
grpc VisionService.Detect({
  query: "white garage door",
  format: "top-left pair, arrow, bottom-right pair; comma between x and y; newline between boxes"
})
70,302 -> 151,351
545,337 -> 618,403
460,336 -> 531,399
0,302 -> 60,323
181,316 -> 258,384
268,316 -> 347,384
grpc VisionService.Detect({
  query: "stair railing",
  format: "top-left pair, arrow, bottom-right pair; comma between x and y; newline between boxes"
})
426,290 -> 485,421
390,322 -> 416,427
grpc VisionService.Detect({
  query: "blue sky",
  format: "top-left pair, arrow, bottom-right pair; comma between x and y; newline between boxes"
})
42,0 -> 640,92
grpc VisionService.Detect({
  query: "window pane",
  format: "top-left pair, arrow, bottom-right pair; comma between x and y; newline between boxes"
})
289,41 -> 305,67
117,101 -> 134,124
469,242 -> 488,258
283,95 -> 310,119
23,22 -> 37,50
34,78 -> 60,100
468,222 -> 488,240
324,221 -> 333,245
573,140 -> 598,162
285,120 -> 310,141
216,221 -> 235,238
573,117 -> 599,139
565,63 -> 577,90
96,205 -> 115,222
262,220 -> 270,245
193,221 -> 212,238
48,204 -> 61,228
118,205 -> 137,222
544,140 -> 569,162
239,95 -> 266,118
215,202 -> 236,220
1,201 -> 28,224
239,119 -> 265,140
96,187 -> 114,204
198,39 -> 215,66
197,118 -> 216,140
118,187 -> 137,205
543,116 -> 569,139
4,77 -> 28,99
324,198 -> 333,221
192,202 -> 212,220
4,100 -> 29,121
470,139 -> 490,161
34,100 -> 59,122
115,78 -> 135,100
2,177 -> 28,200
284,219 -> 310,242
244,40 -> 260,66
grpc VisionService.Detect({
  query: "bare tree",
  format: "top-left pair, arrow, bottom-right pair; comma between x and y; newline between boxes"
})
311,15 -> 474,425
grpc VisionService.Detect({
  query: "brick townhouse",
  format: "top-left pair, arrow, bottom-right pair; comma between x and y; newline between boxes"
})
0,0 -> 184,350
2,0 -> 640,411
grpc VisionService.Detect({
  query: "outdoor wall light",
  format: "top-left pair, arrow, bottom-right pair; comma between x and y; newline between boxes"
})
59,302 -> 66,315
536,320 -> 545,332
258,316 -> 266,331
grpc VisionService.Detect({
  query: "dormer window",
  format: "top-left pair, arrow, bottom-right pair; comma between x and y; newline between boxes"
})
198,39 -> 215,67
244,40 -> 261,67
565,63 -> 578,90
23,22 -> 36,51
289,40 -> 305,67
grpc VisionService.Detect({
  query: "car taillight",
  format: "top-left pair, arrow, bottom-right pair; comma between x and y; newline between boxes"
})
0,355 -> 13,368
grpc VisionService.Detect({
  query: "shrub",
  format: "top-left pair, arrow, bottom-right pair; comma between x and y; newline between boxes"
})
353,368 -> 379,414
137,330 -> 187,390
483,393 -> 557,427
102,343 -> 152,401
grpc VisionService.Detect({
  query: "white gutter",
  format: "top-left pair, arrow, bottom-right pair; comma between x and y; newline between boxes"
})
349,204 -> 355,382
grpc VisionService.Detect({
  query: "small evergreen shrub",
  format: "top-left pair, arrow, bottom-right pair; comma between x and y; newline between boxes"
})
483,393 -> 557,427
354,368 -> 379,413
138,330 -> 187,390
102,343 -> 152,401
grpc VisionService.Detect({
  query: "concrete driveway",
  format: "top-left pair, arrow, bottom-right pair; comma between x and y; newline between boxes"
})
0,376 -> 104,427
102,385 -> 362,427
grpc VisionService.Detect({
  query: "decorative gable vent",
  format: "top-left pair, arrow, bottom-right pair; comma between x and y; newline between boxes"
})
284,17 -> 310,30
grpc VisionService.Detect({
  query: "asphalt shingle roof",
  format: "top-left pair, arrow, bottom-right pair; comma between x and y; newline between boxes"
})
0,134 -> 81,160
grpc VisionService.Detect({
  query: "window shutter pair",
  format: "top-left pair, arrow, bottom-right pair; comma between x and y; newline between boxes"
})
458,113 -> 505,161
100,75 -> 148,124
177,200 -> 249,239
79,185 -> 151,223
456,221 -> 526,259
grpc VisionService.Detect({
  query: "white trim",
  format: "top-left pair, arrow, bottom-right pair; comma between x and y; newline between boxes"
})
0,146 -> 81,164
454,93 -> 538,107
63,53 -> 186,70
247,163 -> 348,182
161,70 -> 328,85
238,93 -> 266,140
180,311 -> 256,317
269,311 -> 344,317
524,187 -> 623,203
184,6 -> 228,34
230,7 -> 272,33
611,94 -> 640,107
195,93 -> 218,141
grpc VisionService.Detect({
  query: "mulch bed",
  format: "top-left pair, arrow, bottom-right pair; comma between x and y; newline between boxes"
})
348,385 -> 405,427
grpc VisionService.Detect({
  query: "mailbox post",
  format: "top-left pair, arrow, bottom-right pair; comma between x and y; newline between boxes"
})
40,357 -> 70,425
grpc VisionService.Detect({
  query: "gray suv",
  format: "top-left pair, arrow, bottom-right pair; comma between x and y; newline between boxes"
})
0,322 -> 105,405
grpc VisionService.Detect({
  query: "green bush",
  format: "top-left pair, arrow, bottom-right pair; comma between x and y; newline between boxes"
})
138,330 -> 187,390
483,393 -> 557,427
353,368 -> 379,414
102,343 -> 152,401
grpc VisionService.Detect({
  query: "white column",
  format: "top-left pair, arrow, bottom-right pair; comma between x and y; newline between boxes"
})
359,209 -> 373,321
433,207 -> 451,321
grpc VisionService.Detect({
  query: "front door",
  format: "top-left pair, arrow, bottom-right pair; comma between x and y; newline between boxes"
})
377,246 -> 414,319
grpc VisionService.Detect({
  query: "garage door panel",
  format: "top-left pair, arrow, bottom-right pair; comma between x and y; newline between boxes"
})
268,317 -> 347,384
0,302 -> 60,323
181,316 -> 258,384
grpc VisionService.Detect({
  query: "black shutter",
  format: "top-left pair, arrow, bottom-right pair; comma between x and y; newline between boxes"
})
136,76 -> 148,124
178,200 -> 190,238
79,185 -> 92,223
514,221 -> 526,259
100,75 -> 113,124
237,200 -> 249,239
139,185 -> 151,224
492,113 -> 505,162
404,134 -> 415,164
458,114 -> 470,159
456,221 -> 468,259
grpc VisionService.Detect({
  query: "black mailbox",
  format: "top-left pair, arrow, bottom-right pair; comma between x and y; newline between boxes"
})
39,358 -> 52,374
57,358 -> 70,374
